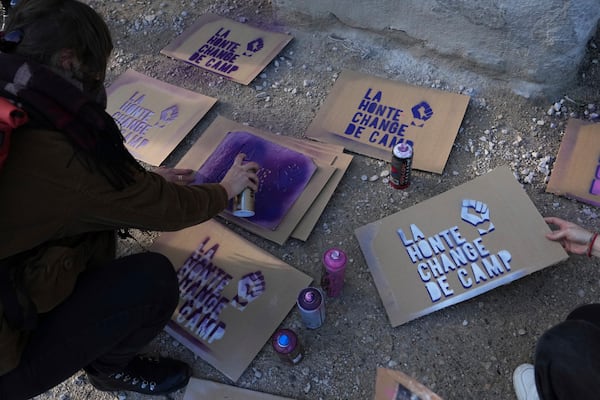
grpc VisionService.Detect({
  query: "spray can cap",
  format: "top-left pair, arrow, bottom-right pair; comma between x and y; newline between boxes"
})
324,248 -> 347,271
277,334 -> 290,347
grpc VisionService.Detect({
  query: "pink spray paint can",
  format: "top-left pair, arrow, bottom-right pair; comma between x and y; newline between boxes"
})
321,248 -> 347,297
272,328 -> 304,365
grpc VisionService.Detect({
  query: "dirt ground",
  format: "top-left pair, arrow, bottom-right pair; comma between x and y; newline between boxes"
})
33,1 -> 600,399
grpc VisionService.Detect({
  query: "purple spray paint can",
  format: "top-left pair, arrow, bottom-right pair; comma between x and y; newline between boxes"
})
272,328 -> 304,365
321,248 -> 347,297
297,287 -> 325,329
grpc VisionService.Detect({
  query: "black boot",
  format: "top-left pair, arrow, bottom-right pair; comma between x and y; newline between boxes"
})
86,355 -> 192,395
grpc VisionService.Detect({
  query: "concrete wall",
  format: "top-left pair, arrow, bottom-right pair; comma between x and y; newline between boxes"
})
272,0 -> 600,97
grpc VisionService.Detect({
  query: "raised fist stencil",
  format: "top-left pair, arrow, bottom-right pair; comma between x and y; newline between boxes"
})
230,271 -> 266,311
410,101 -> 434,127
461,199 -> 495,235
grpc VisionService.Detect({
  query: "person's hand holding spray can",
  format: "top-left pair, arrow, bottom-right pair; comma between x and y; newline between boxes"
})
219,153 -> 259,217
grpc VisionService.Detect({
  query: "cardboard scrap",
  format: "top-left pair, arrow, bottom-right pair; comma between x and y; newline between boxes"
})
546,119 -> 600,207
374,367 -> 442,400
177,116 -> 351,244
106,69 -> 217,166
150,219 -> 312,381
183,377 -> 296,400
161,13 -> 293,85
306,69 -> 470,174
355,166 -> 568,327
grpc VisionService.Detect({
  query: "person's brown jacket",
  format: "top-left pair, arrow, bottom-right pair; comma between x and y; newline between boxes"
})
0,126 -> 229,376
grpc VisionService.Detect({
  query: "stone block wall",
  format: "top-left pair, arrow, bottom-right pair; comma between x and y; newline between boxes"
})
273,0 -> 600,97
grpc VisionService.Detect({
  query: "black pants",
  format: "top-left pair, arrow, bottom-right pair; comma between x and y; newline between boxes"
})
535,303 -> 600,400
0,252 -> 179,400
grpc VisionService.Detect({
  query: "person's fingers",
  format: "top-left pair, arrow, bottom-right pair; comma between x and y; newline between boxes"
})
243,161 -> 260,172
176,174 -> 195,185
546,230 -> 566,241
233,153 -> 247,165
544,216 -> 564,226
170,168 -> 194,176
246,180 -> 258,192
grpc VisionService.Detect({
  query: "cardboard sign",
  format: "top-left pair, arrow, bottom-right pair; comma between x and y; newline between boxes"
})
355,166 -> 568,327
161,14 -> 293,85
374,368 -> 442,400
546,119 -> 600,207
150,219 -> 312,381
306,70 -> 470,174
177,116 -> 343,245
183,377 -> 296,400
106,69 -> 217,166
193,130 -> 317,231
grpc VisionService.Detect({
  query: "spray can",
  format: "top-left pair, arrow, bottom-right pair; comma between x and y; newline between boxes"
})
390,142 -> 413,189
232,187 -> 255,217
321,248 -> 347,297
297,287 -> 325,329
272,328 -> 304,365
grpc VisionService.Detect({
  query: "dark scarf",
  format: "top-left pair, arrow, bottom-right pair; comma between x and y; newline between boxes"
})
0,52 -> 142,190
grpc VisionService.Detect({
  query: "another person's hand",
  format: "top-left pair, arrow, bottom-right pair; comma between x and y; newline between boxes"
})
219,153 -> 259,199
544,216 -> 594,255
154,166 -> 196,185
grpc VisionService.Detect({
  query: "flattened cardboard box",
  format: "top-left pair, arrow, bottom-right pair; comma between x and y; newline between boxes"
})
355,166 -> 568,327
193,130 -> 318,231
307,70 -> 470,174
161,14 -> 293,85
177,116 -> 344,244
106,69 -> 217,166
150,219 -> 312,381
546,119 -> 600,207
374,368 -> 442,400
184,377 -> 296,400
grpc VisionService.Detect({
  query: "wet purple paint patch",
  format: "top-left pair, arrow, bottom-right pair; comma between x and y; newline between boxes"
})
194,131 -> 317,230
590,178 -> 600,196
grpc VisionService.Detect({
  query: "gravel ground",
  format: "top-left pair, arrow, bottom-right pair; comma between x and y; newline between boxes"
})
32,1 -> 599,400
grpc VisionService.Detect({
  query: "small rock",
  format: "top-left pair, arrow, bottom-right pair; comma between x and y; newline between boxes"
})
369,175 -> 379,182
462,320 -> 468,326
304,382 -> 311,393
387,360 -> 398,368
380,170 -> 390,177
517,328 -> 527,336
74,374 -> 87,385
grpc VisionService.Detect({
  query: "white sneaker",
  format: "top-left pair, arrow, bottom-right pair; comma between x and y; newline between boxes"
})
513,363 -> 540,400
